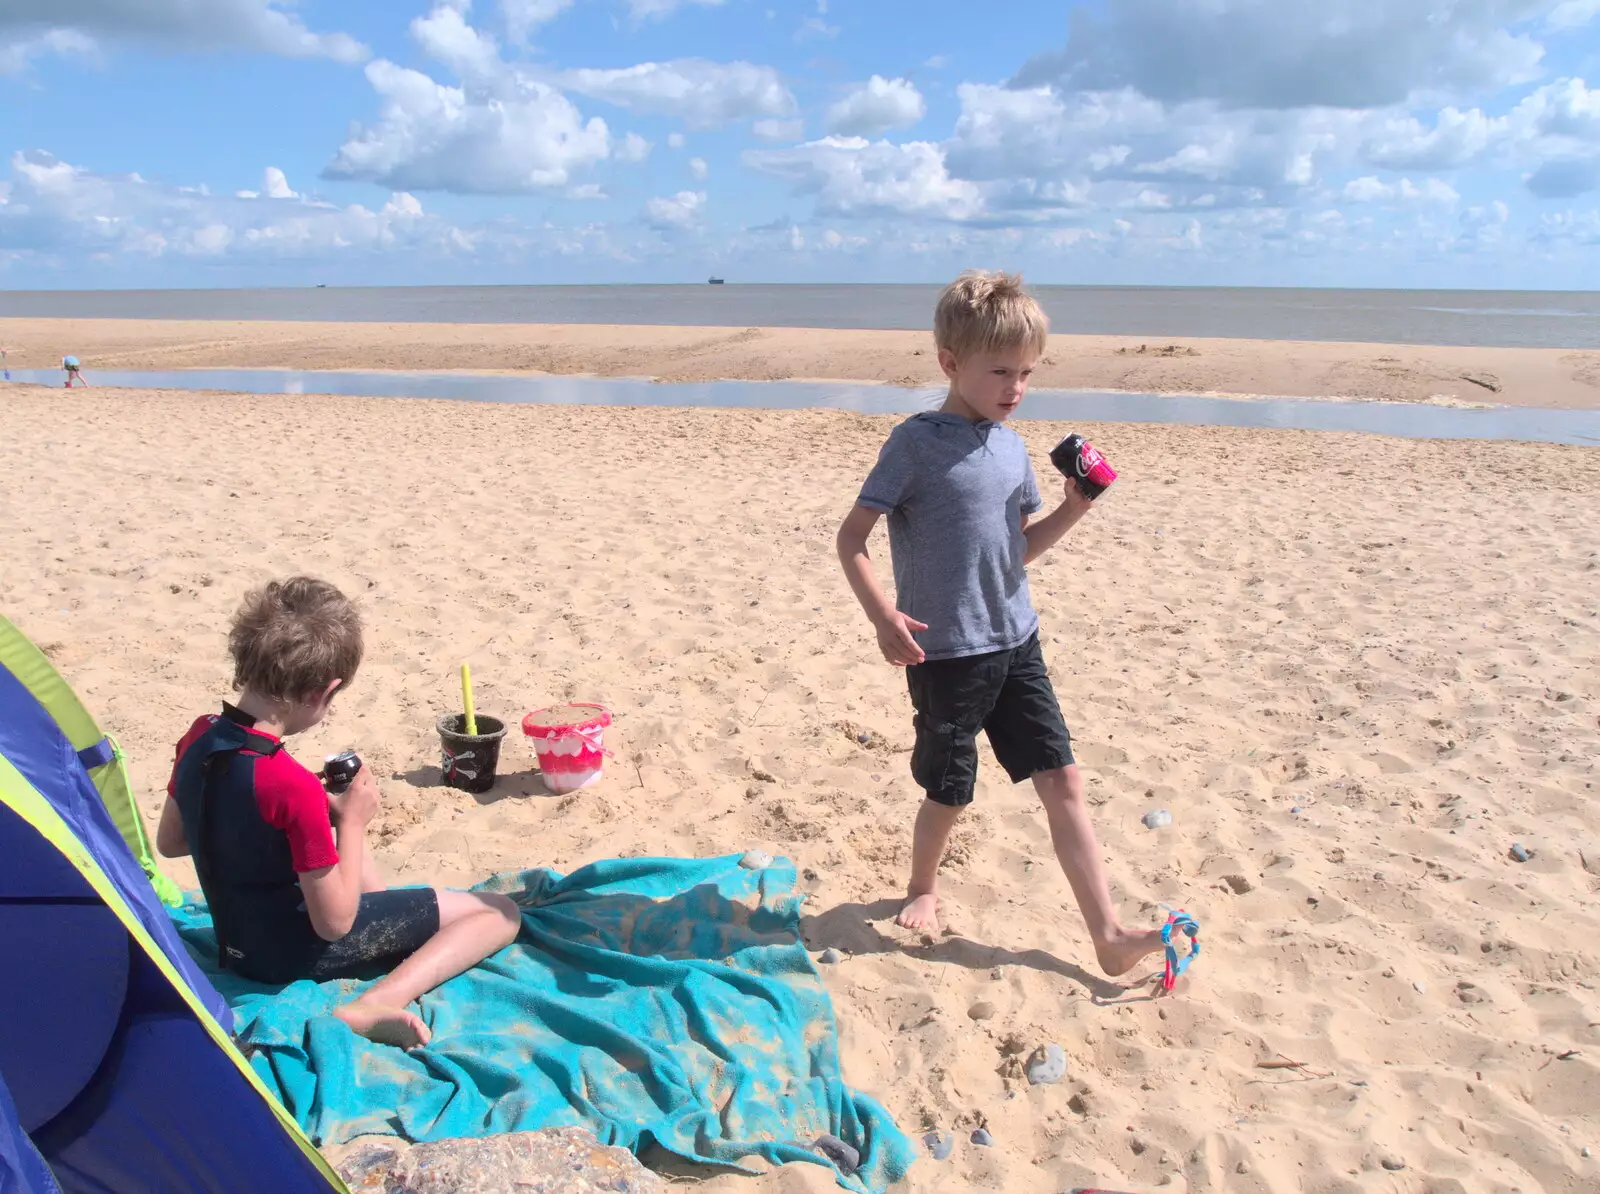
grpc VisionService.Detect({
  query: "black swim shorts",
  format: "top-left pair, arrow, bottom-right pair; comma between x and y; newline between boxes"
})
905,632 -> 1074,807
233,886 -> 442,985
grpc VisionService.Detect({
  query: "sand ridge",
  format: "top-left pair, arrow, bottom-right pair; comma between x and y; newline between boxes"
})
2,386 -> 1597,1193
5,316 -> 1600,409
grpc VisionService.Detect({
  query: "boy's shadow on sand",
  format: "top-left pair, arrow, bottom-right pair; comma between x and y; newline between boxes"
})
800,898 -> 1153,1003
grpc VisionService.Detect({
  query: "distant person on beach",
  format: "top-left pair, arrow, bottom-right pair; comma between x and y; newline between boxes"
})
156,577 -> 520,1047
835,271 -> 1167,979
63,356 -> 87,387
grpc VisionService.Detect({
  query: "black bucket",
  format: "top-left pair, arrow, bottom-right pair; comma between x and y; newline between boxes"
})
436,714 -> 507,794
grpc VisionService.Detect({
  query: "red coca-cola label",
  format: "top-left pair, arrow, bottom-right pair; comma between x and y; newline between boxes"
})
1078,441 -> 1117,489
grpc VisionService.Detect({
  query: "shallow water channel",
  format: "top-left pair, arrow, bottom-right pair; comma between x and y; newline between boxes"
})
7,367 -> 1597,446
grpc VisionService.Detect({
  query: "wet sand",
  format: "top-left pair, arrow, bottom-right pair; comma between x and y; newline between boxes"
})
5,316 -> 1600,408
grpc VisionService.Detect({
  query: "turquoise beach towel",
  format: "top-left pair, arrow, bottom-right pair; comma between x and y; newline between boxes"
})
169,854 -> 914,1193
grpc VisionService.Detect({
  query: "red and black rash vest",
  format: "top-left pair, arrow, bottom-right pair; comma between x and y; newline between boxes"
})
168,704 -> 337,974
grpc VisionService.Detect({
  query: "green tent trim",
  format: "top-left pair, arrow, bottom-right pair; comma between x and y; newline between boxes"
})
0,618 -> 182,906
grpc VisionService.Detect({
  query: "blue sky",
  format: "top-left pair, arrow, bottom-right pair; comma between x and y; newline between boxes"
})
5,0 -> 1600,288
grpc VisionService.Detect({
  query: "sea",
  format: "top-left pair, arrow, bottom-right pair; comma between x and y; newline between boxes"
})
3,285 -> 1600,350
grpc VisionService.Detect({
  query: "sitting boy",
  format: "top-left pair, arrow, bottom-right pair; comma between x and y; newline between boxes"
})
835,271 -> 1166,978
157,576 -> 519,1048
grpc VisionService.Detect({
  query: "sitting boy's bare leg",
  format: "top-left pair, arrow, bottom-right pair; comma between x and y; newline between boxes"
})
1033,765 -> 1165,978
896,798 -> 963,932
334,889 -> 521,1048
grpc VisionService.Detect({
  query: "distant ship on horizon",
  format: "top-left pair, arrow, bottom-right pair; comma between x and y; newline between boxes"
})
707,276 -> 725,285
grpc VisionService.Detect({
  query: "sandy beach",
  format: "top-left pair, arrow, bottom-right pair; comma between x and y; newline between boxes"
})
5,316 -> 1600,408
2,378 -> 1598,1193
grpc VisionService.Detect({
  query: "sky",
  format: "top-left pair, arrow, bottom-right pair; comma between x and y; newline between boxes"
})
4,0 -> 1600,288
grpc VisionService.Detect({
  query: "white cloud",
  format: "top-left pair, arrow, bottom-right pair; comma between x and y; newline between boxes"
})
1357,79 -> 1600,179
1014,0 -> 1550,111
1126,187 -> 1173,209
627,0 -> 725,20
411,2 -> 501,83
820,227 -> 869,250
0,28 -> 96,74
560,59 -> 795,128
796,16 -> 838,40
1459,197 -> 1512,242
947,82 -> 1359,196
1363,106 -> 1503,169
667,131 -> 687,149
323,4 -> 618,195
644,189 -> 706,228
1534,207 -> 1600,242
689,156 -> 708,178
616,133 -> 652,162
1546,0 -> 1600,27
1344,176 -> 1396,201
744,136 -> 985,221
501,0 -> 576,41
0,150 -> 460,265
325,59 -> 611,194
1512,76 -> 1600,141
0,0 -> 366,64
826,76 -> 927,137
262,166 -> 298,199
1342,175 -> 1460,202
753,118 -> 804,141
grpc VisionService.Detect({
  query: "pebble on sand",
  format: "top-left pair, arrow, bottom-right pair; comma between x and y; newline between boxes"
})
810,1134 -> 859,1175
1142,809 -> 1173,830
818,948 -> 843,965
1026,1043 -> 1068,1085
923,1131 -> 954,1160
967,1001 -> 998,1021
970,1128 -> 993,1147
738,850 -> 774,870
1509,842 -> 1531,863
1381,1155 -> 1407,1171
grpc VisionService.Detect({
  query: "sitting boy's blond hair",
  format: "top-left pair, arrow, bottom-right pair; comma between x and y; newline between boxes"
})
934,270 -> 1050,361
228,577 -> 363,702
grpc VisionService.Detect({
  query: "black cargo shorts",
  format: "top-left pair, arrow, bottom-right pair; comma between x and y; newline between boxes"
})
905,631 -> 1074,807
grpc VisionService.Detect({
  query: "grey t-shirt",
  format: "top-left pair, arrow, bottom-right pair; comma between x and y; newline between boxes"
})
858,412 -> 1043,661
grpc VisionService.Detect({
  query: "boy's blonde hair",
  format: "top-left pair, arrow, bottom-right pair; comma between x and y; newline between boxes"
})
229,577 -> 363,703
934,270 -> 1050,361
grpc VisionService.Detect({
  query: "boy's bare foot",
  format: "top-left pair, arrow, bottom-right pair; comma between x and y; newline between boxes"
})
334,1001 -> 431,1049
1094,927 -> 1167,978
896,891 -> 940,932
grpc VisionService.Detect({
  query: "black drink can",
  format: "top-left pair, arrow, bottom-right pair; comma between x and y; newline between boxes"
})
322,750 -> 362,793
1049,433 -> 1118,499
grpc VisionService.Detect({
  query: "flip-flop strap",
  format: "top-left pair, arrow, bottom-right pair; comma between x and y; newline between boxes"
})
1161,911 -> 1201,991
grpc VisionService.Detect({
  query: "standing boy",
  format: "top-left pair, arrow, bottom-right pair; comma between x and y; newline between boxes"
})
835,271 -> 1165,978
157,576 -> 520,1047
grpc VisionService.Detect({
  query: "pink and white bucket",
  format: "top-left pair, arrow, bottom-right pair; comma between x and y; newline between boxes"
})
522,703 -> 611,794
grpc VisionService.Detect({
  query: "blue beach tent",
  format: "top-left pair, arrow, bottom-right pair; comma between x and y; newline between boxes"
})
0,616 -> 347,1194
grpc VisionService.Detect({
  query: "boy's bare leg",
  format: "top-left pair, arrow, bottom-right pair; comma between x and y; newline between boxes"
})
334,889 -> 521,1048
1033,765 -> 1166,977
896,798 -> 964,932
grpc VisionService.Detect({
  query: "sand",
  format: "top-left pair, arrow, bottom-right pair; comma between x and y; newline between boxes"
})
5,316 -> 1600,408
2,383 -> 1598,1194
